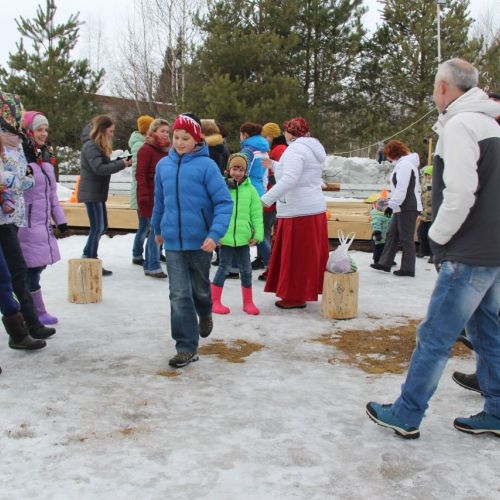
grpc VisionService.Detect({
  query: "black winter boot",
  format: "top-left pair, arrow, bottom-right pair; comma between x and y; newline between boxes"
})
29,324 -> 56,339
3,313 -> 46,350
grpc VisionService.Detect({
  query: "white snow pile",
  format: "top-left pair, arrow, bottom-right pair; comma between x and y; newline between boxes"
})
1,234 -> 497,499
323,155 -> 392,185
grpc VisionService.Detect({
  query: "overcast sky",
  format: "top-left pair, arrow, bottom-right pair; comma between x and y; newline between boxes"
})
1,0 -> 497,92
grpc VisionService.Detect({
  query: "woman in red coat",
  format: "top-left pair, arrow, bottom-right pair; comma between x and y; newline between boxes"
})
136,118 -> 170,278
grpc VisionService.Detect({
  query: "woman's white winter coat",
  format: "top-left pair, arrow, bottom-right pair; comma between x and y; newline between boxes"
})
261,137 -> 326,217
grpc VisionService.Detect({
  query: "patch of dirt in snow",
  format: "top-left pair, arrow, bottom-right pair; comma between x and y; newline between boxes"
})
314,319 -> 472,374
198,339 -> 265,363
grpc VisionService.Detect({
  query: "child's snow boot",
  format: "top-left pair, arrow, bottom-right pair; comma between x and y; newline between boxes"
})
242,286 -> 259,315
210,284 -> 230,314
31,289 -> 58,324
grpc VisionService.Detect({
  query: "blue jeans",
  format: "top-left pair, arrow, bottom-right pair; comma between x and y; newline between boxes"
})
165,250 -> 212,354
144,218 -> 162,273
392,261 -> 500,427
0,244 -> 20,317
132,212 -> 150,259
213,245 -> 252,288
26,266 -> 46,292
82,202 -> 108,258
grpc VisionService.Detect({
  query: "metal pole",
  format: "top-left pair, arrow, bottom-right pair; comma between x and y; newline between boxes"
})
437,3 -> 441,65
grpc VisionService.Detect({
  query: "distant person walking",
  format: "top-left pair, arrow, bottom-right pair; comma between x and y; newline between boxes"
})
129,114 -> 154,266
135,118 -> 170,279
79,115 -> 132,274
366,58 -> 500,439
370,140 -> 421,277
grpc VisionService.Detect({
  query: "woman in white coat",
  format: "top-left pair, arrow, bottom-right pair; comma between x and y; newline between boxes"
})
261,117 -> 329,309
371,139 -> 422,277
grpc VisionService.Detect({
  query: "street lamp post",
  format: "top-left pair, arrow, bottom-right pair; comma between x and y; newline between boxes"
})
436,0 -> 447,65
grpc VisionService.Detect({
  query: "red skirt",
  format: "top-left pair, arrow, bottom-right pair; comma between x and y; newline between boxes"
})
264,213 -> 329,302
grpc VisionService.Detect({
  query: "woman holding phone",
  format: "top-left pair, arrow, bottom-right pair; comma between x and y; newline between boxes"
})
78,115 -> 132,275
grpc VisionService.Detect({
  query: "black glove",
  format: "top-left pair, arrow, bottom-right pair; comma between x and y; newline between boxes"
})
429,238 -> 446,271
57,223 -> 68,233
372,230 -> 382,242
384,207 -> 393,217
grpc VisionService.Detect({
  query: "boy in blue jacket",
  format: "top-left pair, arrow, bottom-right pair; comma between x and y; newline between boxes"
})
153,113 -> 233,368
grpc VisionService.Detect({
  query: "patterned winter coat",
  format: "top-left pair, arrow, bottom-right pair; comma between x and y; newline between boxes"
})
0,141 -> 34,227
128,130 -> 145,209
220,177 -> 263,247
420,175 -> 432,222
18,160 -> 67,267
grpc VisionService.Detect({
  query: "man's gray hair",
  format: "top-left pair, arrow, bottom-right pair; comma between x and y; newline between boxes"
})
436,58 -> 479,92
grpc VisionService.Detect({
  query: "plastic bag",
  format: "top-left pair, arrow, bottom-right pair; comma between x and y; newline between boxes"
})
326,230 -> 357,273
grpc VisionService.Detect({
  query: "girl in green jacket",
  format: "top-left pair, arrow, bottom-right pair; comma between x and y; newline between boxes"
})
211,153 -> 263,315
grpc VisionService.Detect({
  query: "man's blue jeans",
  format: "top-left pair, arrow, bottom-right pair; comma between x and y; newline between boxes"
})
83,202 -> 107,258
132,212 -> 150,260
143,218 -> 162,274
392,261 -> 500,427
165,250 -> 212,354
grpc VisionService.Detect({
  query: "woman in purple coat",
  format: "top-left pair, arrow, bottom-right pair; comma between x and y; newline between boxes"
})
18,112 -> 67,324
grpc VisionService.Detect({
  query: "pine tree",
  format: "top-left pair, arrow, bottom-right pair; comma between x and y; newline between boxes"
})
0,0 -> 104,148
354,0 -> 482,157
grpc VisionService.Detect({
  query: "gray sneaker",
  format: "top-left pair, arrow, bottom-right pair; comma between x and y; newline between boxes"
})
168,352 -> 199,368
199,316 -> 213,338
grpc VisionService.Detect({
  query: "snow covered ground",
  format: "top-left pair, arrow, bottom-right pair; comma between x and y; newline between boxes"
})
1,234 -> 497,500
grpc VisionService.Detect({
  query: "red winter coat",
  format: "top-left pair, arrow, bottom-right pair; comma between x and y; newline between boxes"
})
136,141 -> 169,218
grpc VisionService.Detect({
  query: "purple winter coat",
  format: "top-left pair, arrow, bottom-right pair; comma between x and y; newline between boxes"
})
18,161 -> 67,268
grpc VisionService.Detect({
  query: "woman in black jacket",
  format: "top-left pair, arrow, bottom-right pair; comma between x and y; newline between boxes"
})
78,115 -> 132,274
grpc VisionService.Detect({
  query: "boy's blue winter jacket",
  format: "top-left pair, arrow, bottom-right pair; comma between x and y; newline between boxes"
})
240,135 -> 270,196
152,143 -> 233,251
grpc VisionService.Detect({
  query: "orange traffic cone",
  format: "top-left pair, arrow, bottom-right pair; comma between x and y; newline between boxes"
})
69,175 -> 80,203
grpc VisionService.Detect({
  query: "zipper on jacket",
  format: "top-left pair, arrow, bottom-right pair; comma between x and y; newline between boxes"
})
233,183 -> 239,246
40,166 -> 55,262
28,204 -> 33,228
175,156 -> 184,249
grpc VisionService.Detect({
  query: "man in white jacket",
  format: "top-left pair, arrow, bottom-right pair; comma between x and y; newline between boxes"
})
366,58 -> 500,439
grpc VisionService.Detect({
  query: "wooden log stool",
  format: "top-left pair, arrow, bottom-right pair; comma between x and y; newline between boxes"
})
321,271 -> 359,319
68,258 -> 102,304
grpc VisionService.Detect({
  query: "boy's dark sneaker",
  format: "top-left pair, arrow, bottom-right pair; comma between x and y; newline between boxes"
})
199,316 -> 213,338
366,402 -> 420,439
452,372 -> 482,395
251,256 -> 265,270
370,263 -> 391,272
258,270 -> 267,281
454,411 -> 500,437
457,331 -> 473,350
145,271 -> 168,279
227,272 -> 240,279
133,257 -> 145,266
102,268 -> 113,276
168,352 -> 199,368
393,270 -> 415,277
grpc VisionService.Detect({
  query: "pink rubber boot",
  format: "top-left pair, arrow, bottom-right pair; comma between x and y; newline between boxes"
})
242,286 -> 259,315
210,284 -> 230,314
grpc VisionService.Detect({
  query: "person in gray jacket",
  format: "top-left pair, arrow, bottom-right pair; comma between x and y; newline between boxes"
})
78,115 -> 132,275
366,58 -> 500,439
